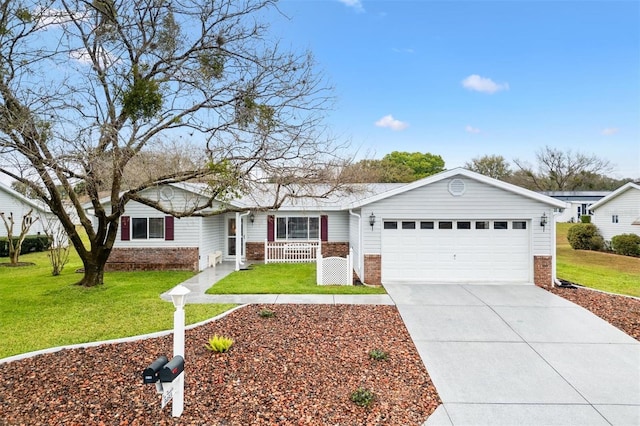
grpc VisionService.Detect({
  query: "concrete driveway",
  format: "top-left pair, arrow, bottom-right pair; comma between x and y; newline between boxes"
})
384,283 -> 640,426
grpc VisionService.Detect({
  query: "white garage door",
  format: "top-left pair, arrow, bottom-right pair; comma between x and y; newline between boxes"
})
381,219 -> 531,283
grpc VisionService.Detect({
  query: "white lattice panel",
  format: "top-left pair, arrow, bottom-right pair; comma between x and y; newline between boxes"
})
320,257 -> 350,285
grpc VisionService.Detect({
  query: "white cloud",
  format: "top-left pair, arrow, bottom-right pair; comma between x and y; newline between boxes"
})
375,115 -> 409,131
462,74 -> 509,94
465,125 -> 481,134
601,127 -> 619,136
338,0 -> 365,13
35,6 -> 88,30
69,47 -> 117,66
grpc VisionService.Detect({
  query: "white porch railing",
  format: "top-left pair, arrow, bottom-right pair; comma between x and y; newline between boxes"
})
264,240 -> 320,263
317,248 -> 353,286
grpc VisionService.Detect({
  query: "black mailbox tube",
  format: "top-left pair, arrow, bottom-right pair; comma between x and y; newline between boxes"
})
143,355 -> 169,384
159,355 -> 185,382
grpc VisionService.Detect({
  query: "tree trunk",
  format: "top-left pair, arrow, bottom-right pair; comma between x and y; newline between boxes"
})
9,246 -> 19,265
77,259 -> 105,287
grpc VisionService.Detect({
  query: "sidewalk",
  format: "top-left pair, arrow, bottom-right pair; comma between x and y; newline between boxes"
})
161,262 -> 394,305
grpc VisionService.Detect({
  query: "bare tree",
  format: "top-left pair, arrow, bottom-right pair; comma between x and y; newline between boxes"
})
0,0 -> 348,286
40,215 -> 70,276
0,209 -> 39,264
513,146 -> 613,191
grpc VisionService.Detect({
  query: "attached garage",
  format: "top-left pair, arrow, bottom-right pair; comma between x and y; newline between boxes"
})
381,219 -> 531,283
348,168 -> 567,287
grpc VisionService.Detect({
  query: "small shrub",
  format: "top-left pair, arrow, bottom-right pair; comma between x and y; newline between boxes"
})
580,215 -> 591,223
368,349 -> 389,361
258,308 -> 275,318
205,334 -> 234,353
567,223 -> 604,251
611,234 -> 640,256
350,387 -> 375,408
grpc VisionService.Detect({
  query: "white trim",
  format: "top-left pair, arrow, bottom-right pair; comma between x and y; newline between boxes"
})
589,182 -> 640,211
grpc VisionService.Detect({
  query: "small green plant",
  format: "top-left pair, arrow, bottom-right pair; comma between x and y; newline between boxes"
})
368,348 -> 389,361
205,334 -> 234,353
258,308 -> 275,318
611,234 -> 640,256
350,387 -> 375,408
567,223 -> 604,251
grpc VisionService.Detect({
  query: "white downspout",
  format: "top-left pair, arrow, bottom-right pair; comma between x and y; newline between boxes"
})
552,209 -> 563,287
236,211 -> 250,271
349,209 -> 363,282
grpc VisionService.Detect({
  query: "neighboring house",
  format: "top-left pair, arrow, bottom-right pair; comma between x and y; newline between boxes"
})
0,181 -> 55,238
97,168 -> 566,287
589,182 -> 640,243
542,191 -> 610,222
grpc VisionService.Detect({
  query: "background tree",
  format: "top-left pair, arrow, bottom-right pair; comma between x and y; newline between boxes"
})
0,210 -> 39,265
341,151 -> 445,183
513,146 -> 613,191
0,0 -> 346,287
464,155 -> 512,180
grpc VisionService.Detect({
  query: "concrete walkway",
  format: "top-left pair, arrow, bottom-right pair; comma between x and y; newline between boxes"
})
385,283 -> 640,426
160,262 -> 394,305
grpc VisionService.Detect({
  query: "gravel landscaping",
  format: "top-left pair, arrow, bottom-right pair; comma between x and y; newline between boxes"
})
0,305 -> 440,425
1,285 -> 638,425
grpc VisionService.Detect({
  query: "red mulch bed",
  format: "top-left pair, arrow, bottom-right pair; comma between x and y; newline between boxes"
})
2,287 -> 638,425
0,305 -> 440,426
545,284 -> 640,340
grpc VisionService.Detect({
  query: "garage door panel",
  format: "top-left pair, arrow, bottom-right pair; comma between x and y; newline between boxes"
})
382,220 -> 530,283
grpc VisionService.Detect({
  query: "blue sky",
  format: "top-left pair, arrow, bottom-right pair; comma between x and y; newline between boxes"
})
268,0 -> 640,178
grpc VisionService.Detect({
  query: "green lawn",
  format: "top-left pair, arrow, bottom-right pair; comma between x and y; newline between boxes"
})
0,250 -> 234,359
556,223 -> 640,297
207,262 -> 387,295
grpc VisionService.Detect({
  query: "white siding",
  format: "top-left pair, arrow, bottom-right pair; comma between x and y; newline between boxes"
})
0,188 -> 51,237
592,188 -> 640,241
198,215 -> 225,270
115,199 -> 201,248
362,177 -> 555,256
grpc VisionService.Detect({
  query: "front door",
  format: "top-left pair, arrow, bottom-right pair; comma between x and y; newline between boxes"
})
227,217 -> 244,257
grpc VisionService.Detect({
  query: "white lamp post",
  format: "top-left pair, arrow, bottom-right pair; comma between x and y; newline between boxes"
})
167,284 -> 190,417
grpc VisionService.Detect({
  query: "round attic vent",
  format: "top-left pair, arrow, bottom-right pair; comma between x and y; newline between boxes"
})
159,186 -> 175,201
448,178 -> 466,196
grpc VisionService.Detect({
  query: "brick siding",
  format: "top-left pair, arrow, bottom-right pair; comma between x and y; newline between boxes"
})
106,247 -> 198,271
533,255 -> 553,288
363,254 -> 382,286
245,241 -> 350,261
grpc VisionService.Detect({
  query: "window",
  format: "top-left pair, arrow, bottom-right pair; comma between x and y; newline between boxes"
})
457,221 -> 471,229
276,216 -> 319,240
384,221 -> 398,230
132,218 -> 148,239
439,221 -> 453,229
149,218 -> 165,238
420,221 -> 434,229
512,221 -> 527,230
475,221 -> 490,230
402,221 -> 416,229
612,215 -> 619,224
132,217 -> 166,239
494,221 -> 508,230
121,216 -> 173,241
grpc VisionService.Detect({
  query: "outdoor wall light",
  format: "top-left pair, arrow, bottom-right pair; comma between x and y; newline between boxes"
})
369,212 -> 376,230
249,212 -> 255,223
540,212 -> 548,228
